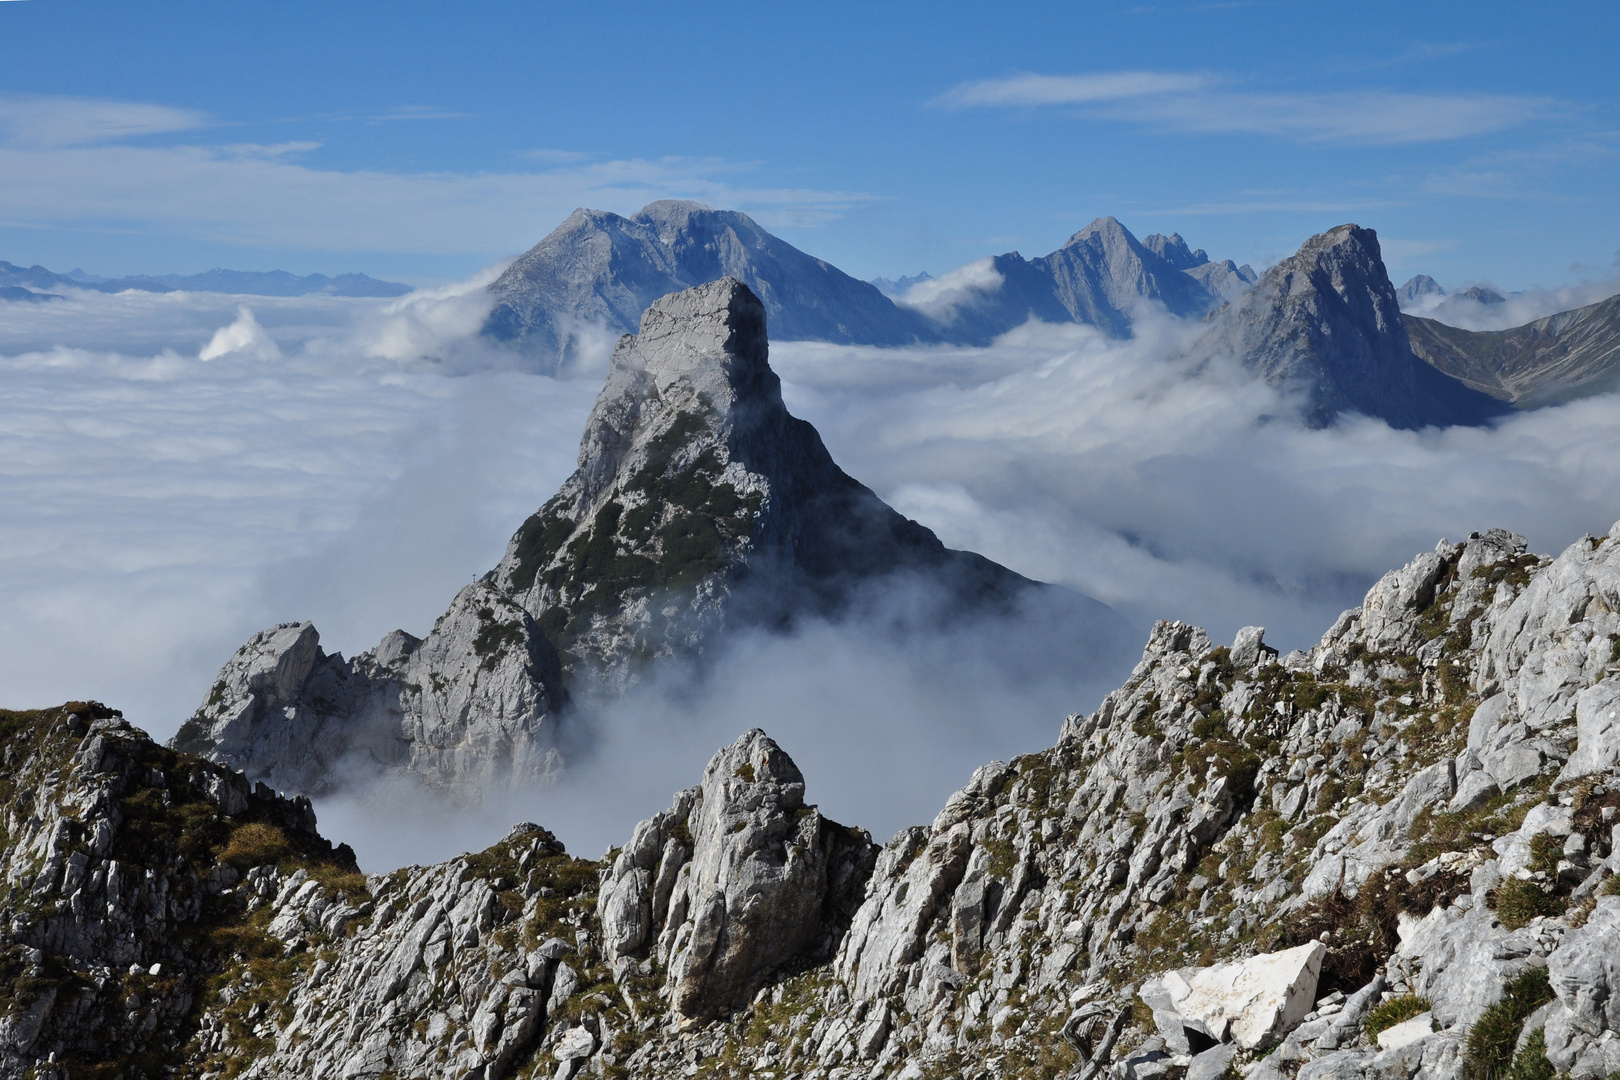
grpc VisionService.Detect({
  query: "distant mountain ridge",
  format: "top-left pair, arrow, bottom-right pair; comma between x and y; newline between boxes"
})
483,201 -> 1257,367
483,201 -> 943,370
1405,292 -> 1620,407
0,259 -> 410,299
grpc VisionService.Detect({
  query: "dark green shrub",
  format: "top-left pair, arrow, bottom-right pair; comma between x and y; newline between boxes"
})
1466,967 -> 1554,1080
1491,878 -> 1565,930
1504,1028 -> 1555,1080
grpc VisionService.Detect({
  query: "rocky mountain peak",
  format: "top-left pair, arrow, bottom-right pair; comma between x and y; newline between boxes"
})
1192,223 -> 1508,429
1144,231 -> 1211,271
490,278 -> 1128,691
620,276 -> 772,415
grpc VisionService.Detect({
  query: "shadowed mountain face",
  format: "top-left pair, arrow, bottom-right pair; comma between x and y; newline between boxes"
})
1191,224 -> 1510,430
482,201 -> 942,369
181,278 -> 1135,796
1405,292 -> 1620,408
934,217 -> 1239,344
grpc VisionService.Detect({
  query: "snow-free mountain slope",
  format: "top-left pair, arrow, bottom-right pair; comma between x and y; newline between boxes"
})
482,201 -> 941,368
1191,223 -> 1509,429
489,276 -> 1132,690
1405,292 -> 1620,407
902,216 -> 1249,344
17,516 -> 1620,1079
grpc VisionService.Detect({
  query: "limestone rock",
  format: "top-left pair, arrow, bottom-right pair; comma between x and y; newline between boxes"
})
173,581 -> 568,796
1142,943 -> 1325,1049
595,729 -> 876,1022
489,277 -> 1133,691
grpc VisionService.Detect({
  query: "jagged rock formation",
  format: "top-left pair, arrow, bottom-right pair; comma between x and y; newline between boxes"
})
1405,292 -> 1620,407
596,730 -> 876,1023
487,277 -> 1128,691
1192,224 -> 1510,429
15,514 -> 1620,1079
184,278 -> 1132,793
918,217 -> 1250,344
171,581 -> 567,795
482,201 -> 941,368
1144,231 -> 1259,303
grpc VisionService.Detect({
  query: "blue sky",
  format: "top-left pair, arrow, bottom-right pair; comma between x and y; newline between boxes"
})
0,0 -> 1615,289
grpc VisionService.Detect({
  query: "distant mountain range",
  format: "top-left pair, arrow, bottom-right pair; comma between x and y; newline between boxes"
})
0,260 -> 411,300
481,201 -> 1256,367
1406,293 -> 1620,407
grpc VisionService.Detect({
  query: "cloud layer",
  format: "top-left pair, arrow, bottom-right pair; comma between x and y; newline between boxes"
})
8,287 -> 1620,869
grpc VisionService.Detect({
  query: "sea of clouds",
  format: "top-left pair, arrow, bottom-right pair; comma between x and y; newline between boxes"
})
8,279 -> 1620,867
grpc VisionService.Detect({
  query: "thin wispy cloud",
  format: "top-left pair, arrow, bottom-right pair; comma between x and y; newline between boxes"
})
0,93 -> 209,147
935,71 -> 1208,108
936,70 -> 1557,145
0,94 -> 879,255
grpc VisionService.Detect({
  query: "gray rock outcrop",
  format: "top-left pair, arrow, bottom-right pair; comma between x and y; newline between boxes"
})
172,580 -> 567,795
1192,224 -> 1510,429
597,730 -> 876,1022
19,513 -> 1620,1080
488,276 -> 1133,691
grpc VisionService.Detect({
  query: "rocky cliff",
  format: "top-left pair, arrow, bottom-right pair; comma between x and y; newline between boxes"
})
1405,292 -> 1620,408
19,513 -> 1620,1080
1192,225 -> 1510,429
182,278 -> 1133,794
486,277 -> 1128,692
171,580 -> 568,795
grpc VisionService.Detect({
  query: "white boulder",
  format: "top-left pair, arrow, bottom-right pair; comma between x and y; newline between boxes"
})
1142,942 -> 1326,1049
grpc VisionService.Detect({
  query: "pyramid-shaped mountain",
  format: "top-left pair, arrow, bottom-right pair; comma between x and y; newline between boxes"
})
483,201 -> 942,369
1190,224 -> 1509,429
178,279 -> 1132,796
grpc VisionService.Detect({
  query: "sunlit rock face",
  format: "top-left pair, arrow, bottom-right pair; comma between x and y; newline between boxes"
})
18,518 -> 1620,1079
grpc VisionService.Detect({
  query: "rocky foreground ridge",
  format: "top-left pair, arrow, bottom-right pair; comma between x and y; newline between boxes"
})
12,516 -> 1620,1079
173,278 -> 1132,799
